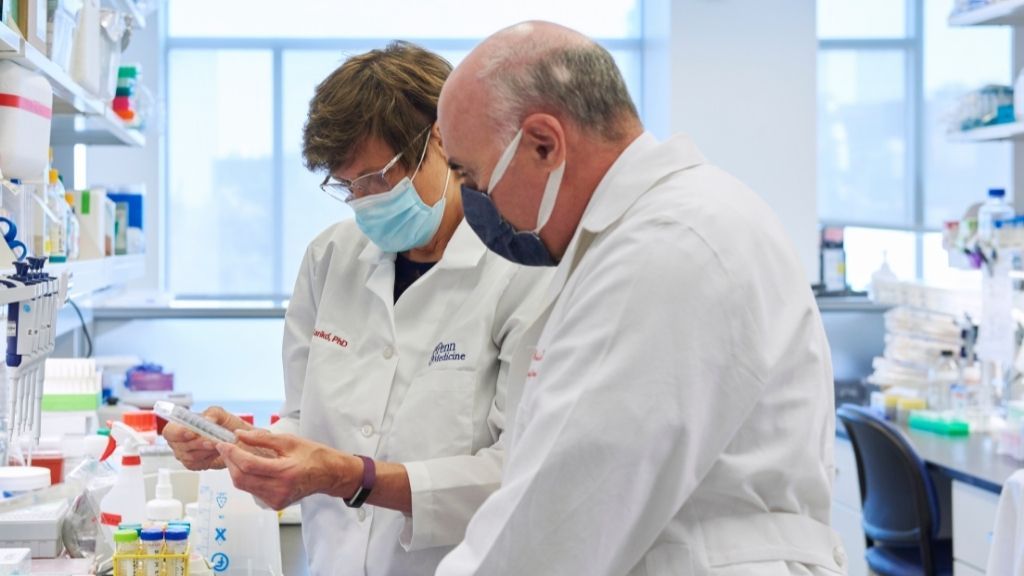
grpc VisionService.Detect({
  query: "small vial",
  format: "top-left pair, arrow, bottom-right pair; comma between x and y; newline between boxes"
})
139,528 -> 164,576
114,528 -> 140,576
164,526 -> 189,576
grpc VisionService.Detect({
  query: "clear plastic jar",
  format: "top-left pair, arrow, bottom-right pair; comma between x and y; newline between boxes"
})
139,527 -> 163,576
164,525 -> 189,576
114,528 -> 140,576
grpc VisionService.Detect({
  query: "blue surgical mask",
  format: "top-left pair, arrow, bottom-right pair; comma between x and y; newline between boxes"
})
461,129 -> 565,267
349,137 -> 449,253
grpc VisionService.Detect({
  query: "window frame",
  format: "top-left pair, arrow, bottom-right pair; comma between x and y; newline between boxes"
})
818,0 -> 927,279
163,34 -> 644,298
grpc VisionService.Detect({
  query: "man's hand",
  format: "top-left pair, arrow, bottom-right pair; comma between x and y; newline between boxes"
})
162,406 -> 252,471
216,429 -> 361,511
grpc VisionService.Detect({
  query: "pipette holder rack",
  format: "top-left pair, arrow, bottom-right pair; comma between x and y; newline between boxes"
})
0,258 -> 70,465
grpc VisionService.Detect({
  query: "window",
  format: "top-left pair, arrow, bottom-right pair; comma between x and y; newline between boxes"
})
165,0 -> 644,297
817,0 -> 1011,290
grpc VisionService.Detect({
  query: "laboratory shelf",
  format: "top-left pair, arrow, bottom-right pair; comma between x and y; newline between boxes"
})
49,255 -> 147,301
0,39 -> 144,147
948,0 -> 1024,26
51,110 -> 145,147
0,23 -> 20,54
948,122 -> 1024,142
0,255 -> 146,301
93,301 -> 288,320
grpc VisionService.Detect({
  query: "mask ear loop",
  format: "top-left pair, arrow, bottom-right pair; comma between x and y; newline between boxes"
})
429,167 -> 452,208
410,126 -> 434,182
487,129 -> 524,194
533,160 -> 565,232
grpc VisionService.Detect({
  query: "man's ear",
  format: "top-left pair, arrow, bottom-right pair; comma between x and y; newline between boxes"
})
521,114 -> 565,169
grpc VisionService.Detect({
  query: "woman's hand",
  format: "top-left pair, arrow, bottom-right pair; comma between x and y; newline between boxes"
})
162,406 -> 252,471
216,429 -> 362,511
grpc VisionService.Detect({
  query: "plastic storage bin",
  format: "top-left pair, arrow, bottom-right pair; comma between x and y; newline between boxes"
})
0,61 -> 53,180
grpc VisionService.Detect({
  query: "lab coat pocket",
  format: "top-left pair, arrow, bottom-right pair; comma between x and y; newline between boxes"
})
386,369 -> 476,462
633,542 -> 693,575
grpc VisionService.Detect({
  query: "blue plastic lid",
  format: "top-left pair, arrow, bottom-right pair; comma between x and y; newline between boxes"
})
118,523 -> 142,535
989,188 -> 1006,198
140,527 -> 164,541
165,526 -> 189,541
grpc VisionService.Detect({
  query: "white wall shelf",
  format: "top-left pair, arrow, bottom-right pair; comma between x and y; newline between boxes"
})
17,255 -> 147,301
0,37 -> 144,147
948,122 -> 1024,142
0,23 -> 20,54
949,0 -> 1024,27
51,110 -> 145,147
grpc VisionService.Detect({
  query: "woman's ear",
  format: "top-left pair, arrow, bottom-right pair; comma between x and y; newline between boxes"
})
431,122 -> 444,148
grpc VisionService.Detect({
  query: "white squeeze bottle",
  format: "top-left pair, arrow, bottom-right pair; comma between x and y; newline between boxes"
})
147,468 -> 183,522
99,422 -> 148,546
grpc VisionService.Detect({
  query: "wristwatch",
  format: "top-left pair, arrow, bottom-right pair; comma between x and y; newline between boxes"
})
345,455 -> 376,508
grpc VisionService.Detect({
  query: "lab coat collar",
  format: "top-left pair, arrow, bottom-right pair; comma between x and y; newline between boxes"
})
356,219 -> 487,270
579,131 -> 706,234
535,132 -> 706,309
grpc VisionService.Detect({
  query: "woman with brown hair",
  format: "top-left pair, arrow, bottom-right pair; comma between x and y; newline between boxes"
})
164,42 -> 551,576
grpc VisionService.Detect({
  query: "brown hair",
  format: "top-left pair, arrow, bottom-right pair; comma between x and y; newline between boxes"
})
302,41 -> 452,174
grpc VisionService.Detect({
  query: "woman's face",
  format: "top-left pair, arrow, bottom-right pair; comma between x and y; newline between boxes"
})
330,130 -> 449,207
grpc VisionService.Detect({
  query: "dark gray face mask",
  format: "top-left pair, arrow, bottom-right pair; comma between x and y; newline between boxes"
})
460,185 -> 556,267
460,129 -> 565,267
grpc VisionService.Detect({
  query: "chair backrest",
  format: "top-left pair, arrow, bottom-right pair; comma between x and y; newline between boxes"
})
837,405 -> 942,546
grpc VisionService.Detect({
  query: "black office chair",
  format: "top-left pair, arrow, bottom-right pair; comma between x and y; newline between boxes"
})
836,405 -> 953,576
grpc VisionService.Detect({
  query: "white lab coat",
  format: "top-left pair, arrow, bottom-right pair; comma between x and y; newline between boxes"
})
988,469 -> 1024,575
436,133 -> 846,576
274,219 -> 552,576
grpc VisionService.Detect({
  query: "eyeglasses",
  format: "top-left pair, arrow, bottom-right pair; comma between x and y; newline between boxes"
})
320,127 -> 432,204
320,152 -> 403,204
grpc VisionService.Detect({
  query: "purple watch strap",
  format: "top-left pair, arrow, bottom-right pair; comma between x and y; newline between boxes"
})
345,455 -> 376,508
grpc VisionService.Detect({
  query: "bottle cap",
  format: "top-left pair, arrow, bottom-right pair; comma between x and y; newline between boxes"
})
114,528 -> 139,543
123,411 -> 156,432
165,526 -> 189,541
989,188 -> 1006,198
140,527 -> 164,541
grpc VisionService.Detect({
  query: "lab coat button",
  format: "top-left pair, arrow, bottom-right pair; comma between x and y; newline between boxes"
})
382,346 -> 394,359
357,508 -> 366,522
360,424 -> 374,437
833,546 -> 846,567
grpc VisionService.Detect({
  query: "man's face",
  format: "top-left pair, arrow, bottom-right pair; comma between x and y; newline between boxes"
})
438,91 -> 548,232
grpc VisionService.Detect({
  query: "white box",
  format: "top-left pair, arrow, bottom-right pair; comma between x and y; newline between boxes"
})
0,547 -> 30,575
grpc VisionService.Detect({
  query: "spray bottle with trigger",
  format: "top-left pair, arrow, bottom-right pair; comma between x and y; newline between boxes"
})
98,422 -> 148,547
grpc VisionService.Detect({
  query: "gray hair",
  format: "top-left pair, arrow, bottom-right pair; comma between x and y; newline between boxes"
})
478,33 -> 639,144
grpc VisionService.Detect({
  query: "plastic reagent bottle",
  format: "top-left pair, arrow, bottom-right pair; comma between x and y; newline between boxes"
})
147,468 -> 183,522
978,188 -> 1014,245
99,423 -> 148,547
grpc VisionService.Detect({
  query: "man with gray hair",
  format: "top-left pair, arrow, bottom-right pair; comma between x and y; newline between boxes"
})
435,21 -> 845,576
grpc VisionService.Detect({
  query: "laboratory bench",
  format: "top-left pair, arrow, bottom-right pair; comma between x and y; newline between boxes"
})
833,421 -> 1019,576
